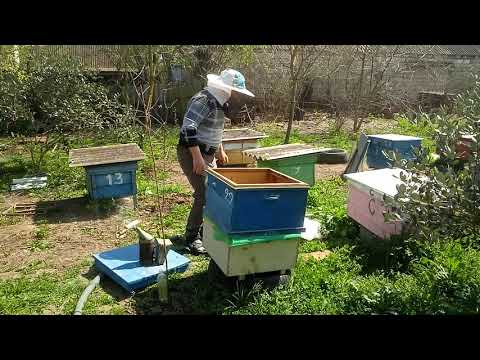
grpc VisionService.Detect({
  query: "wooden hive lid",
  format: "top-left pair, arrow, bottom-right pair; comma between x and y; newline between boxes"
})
69,143 -> 145,168
344,168 -> 407,198
222,128 -> 268,142
244,143 -> 329,161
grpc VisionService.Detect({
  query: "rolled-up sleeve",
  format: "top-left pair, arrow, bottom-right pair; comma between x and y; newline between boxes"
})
179,97 -> 210,147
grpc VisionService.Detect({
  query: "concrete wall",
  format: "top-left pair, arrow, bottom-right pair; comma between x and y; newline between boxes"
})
244,50 -> 480,115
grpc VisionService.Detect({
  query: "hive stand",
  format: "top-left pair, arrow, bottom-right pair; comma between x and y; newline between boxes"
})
69,143 -> 145,209
207,259 -> 291,291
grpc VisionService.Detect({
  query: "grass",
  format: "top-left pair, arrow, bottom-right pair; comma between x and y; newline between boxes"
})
0,155 -> 31,192
392,115 -> 436,152
0,259 -> 128,315
1,116 -> 478,315
162,203 -> 190,238
29,221 -> 51,252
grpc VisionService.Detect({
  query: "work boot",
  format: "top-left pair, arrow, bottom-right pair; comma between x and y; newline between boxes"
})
186,239 -> 208,256
185,226 -> 208,256
171,227 -> 207,255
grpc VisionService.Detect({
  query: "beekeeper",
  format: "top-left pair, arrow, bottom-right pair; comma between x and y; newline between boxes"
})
173,69 -> 254,255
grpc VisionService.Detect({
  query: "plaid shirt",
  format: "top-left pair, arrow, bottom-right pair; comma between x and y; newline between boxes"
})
179,89 -> 225,149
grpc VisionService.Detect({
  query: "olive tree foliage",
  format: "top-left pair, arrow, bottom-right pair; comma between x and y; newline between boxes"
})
386,77 -> 480,243
0,46 -> 33,134
0,46 -> 132,173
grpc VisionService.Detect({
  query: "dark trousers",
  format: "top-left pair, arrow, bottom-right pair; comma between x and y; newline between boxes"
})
177,144 -> 216,242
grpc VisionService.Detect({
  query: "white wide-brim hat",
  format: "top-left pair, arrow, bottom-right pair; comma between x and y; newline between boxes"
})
207,69 -> 255,98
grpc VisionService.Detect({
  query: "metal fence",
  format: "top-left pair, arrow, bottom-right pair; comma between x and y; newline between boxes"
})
33,45 -> 121,71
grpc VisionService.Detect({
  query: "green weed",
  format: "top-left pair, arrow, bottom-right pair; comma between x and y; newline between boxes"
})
0,215 -> 22,226
29,222 -> 51,252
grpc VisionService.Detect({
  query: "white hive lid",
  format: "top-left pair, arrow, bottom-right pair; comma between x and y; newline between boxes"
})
344,168 -> 407,198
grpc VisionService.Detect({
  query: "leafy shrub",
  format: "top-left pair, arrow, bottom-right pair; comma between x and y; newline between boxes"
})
389,83 -> 480,243
1,48 -> 135,173
0,64 -> 33,134
23,50 -> 132,134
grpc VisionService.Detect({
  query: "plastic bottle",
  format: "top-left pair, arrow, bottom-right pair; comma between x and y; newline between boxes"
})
157,271 -> 168,303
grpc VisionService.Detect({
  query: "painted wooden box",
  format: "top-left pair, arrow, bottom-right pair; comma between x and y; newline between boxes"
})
344,168 -> 406,240
455,135 -> 476,160
203,217 -> 300,277
221,128 -> 267,166
85,162 -> 137,200
205,168 -> 309,234
244,144 -> 326,186
69,143 -> 145,201
367,134 -> 422,169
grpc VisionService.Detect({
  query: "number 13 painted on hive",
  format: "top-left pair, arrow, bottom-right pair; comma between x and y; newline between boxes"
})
106,173 -> 124,185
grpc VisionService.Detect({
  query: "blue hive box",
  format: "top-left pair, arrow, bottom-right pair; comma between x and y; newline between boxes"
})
93,244 -> 190,294
367,134 -> 422,169
86,162 -> 138,200
69,143 -> 145,202
204,168 -> 309,235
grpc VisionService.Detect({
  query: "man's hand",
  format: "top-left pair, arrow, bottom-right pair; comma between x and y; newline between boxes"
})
189,146 -> 207,175
217,149 -> 229,165
217,143 -> 229,165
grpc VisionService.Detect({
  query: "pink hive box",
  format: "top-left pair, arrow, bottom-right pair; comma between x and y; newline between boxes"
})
344,168 -> 407,240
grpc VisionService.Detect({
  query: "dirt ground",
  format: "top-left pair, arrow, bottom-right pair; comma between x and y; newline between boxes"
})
1,115 -> 361,283
0,189 -> 193,281
0,159 -> 347,281
316,163 -> 347,179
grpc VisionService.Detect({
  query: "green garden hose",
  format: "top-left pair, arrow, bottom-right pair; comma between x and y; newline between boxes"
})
73,274 -> 101,315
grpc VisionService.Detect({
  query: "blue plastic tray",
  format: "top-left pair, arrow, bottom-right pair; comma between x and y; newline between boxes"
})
93,244 -> 190,294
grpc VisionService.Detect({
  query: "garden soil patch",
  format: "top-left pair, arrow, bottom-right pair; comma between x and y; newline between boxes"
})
316,164 -> 347,179
0,194 -> 136,279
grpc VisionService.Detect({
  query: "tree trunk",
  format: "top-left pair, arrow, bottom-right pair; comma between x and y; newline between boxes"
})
353,53 -> 366,132
284,79 -> 298,144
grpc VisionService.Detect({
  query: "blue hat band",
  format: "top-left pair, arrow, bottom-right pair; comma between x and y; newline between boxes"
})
232,75 -> 246,89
